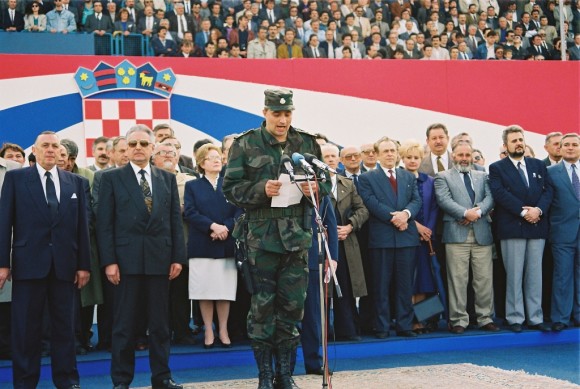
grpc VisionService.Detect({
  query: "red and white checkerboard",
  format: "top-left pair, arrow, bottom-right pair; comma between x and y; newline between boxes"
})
83,99 -> 171,157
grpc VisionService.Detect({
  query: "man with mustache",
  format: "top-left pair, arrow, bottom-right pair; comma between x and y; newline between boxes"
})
489,125 -> 553,333
88,136 -> 111,172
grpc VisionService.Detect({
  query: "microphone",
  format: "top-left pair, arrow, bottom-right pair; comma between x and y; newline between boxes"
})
303,153 -> 338,174
291,152 -> 315,175
280,154 -> 295,183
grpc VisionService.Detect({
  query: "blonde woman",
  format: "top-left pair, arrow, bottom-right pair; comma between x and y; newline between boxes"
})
184,144 -> 242,348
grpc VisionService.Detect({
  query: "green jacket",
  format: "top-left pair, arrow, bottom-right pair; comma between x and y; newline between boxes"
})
223,122 -> 328,254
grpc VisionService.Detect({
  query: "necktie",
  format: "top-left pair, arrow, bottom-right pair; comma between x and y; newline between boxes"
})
462,172 -> 475,204
139,169 -> 153,213
571,164 -> 580,201
517,162 -> 529,188
45,171 -> 59,220
388,169 -> 397,194
180,16 -> 186,37
313,47 -> 318,58
352,174 -> 359,190
436,156 -> 445,172
10,10 -> 14,22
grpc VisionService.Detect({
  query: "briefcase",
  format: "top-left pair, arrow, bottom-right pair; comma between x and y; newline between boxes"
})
413,294 -> 444,322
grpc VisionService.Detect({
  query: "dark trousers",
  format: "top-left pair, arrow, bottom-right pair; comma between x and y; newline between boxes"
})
356,225 -> 375,333
169,264 -> 191,340
111,275 -> 171,386
12,269 -> 79,389
228,271 -> 251,341
370,247 -> 417,332
300,269 -> 323,371
0,302 -> 10,358
97,267 -> 116,348
331,242 -> 359,337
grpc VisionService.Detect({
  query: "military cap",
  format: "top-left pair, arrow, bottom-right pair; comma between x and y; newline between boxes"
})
264,88 -> 295,111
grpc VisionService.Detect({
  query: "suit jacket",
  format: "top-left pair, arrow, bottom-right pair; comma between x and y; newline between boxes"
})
569,45 -> 580,61
302,45 -> 327,58
277,43 -> 303,58
84,13 -> 114,32
168,13 -> 194,34
137,15 -> 158,34
1,9 -> 25,31
331,175 -> 369,297
358,166 -> 421,249
0,167 -> 91,282
96,163 -> 186,276
184,176 -> 242,259
527,44 -> 551,59
434,168 -> 494,245
488,157 -> 552,240
419,152 -> 453,177
151,36 -> 178,56
114,19 -> 136,33
319,40 -> 338,56
547,162 -> 580,244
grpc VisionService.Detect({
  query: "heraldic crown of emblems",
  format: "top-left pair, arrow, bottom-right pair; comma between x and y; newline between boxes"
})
74,60 -> 176,98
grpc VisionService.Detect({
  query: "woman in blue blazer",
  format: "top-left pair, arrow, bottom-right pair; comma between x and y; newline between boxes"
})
184,144 -> 242,348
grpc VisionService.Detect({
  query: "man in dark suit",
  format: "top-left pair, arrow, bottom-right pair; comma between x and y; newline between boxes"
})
542,131 -> 563,167
1,0 -> 24,31
0,131 -> 91,389
358,137 -> 422,339
547,133 -> 580,331
489,125 -> 553,333
96,125 -> 186,389
84,1 -> 114,33
434,142 -> 499,334
319,28 -> 339,59
527,33 -> 551,59
302,34 -> 327,58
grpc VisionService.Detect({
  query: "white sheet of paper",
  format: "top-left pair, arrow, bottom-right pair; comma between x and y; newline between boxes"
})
271,173 -> 304,208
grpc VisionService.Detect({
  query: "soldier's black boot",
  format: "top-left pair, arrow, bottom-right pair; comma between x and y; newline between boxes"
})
253,345 -> 274,389
274,346 -> 300,389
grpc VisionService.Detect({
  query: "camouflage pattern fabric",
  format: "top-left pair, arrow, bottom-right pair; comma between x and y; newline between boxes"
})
223,122 -> 326,347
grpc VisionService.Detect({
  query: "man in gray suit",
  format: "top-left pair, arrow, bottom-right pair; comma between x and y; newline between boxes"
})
419,123 -> 453,177
434,142 -> 498,334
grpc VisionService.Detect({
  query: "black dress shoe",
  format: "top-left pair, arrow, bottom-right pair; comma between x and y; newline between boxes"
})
203,341 -> 215,349
220,341 -> 232,348
375,331 -> 390,339
112,384 -> 129,389
450,326 -> 465,334
509,323 -> 523,333
336,334 -> 362,342
152,378 -> 183,389
396,330 -> 418,338
480,323 -> 500,332
528,323 -> 551,332
552,322 -> 567,332
305,367 -> 333,376
75,345 -> 87,356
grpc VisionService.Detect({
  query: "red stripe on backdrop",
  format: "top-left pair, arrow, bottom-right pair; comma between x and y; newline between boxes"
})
1,55 -> 578,136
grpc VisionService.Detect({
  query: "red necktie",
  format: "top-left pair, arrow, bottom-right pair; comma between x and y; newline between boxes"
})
388,169 -> 397,194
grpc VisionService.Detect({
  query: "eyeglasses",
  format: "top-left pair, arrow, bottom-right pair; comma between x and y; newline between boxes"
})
204,155 -> 222,162
32,4 -> 39,7
128,140 -> 151,148
362,150 -> 376,155
343,153 -> 361,159
473,156 -> 482,161
156,150 -> 176,157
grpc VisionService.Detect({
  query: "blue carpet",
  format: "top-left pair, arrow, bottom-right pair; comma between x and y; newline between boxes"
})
1,328 -> 578,388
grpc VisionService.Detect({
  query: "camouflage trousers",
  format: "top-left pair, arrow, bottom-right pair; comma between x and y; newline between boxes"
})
248,247 -> 309,349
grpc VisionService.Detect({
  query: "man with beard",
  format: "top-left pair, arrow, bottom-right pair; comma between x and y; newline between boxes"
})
434,143 -> 498,334
489,125 -> 553,333
89,136 -> 111,172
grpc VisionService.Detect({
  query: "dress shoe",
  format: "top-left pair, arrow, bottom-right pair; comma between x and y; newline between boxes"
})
528,323 -> 551,332
220,341 -> 232,348
375,331 -> 390,339
152,378 -> 183,389
173,335 -> 197,346
552,322 -> 567,332
480,323 -> 500,332
509,323 -> 523,333
64,385 -> 81,389
305,367 -> 333,376
203,341 -> 215,349
450,326 -> 465,334
112,384 -> 129,389
396,330 -> 418,338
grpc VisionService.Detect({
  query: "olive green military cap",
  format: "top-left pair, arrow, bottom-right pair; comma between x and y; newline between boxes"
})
264,88 -> 295,111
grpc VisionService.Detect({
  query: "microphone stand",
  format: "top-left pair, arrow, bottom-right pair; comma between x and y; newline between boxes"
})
302,171 -> 341,388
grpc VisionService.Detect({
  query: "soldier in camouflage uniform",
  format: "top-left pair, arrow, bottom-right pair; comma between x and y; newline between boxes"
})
223,89 -> 326,389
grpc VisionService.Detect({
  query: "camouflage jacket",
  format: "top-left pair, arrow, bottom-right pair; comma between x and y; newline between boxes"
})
223,122 -> 328,254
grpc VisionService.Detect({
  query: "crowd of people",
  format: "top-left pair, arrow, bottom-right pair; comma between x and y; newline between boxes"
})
0,95 -> 579,388
1,0 -> 580,59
